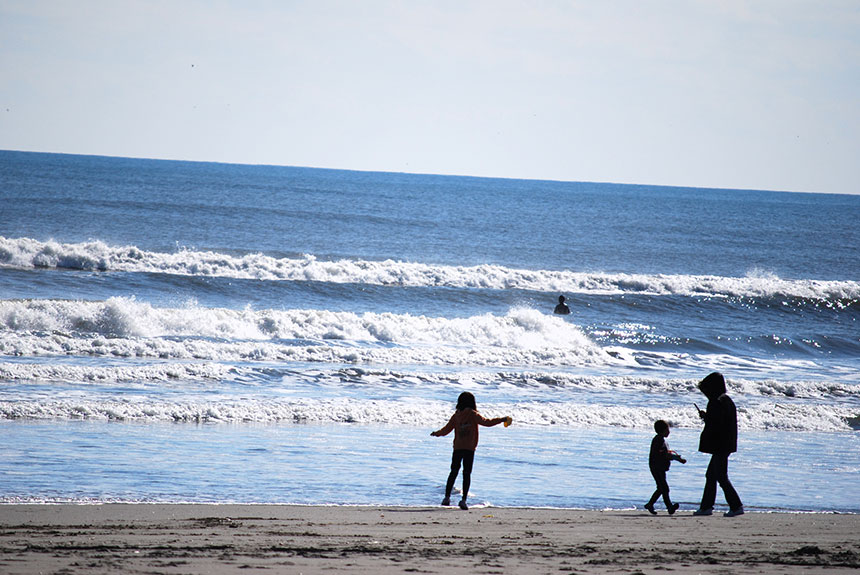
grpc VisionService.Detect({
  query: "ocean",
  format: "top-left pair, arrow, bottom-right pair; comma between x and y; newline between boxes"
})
1,150 -> 858,512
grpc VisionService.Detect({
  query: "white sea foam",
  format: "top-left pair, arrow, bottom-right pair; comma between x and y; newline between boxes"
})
0,298 -> 610,367
1,396 -> 856,432
0,361 -> 235,384
493,372 -> 860,400
3,361 -> 857,402
2,236 -> 857,300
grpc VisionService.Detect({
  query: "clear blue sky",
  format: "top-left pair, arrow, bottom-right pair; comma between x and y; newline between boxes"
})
2,0 -> 858,194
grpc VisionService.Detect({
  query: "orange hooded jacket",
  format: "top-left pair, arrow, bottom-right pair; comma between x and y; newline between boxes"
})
434,409 -> 506,451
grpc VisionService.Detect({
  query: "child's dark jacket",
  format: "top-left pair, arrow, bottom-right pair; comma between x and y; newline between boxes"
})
649,435 -> 672,472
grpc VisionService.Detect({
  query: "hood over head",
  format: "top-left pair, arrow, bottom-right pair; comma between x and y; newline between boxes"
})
698,372 -> 727,400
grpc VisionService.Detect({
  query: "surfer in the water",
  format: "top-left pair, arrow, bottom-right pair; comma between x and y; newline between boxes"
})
554,295 -> 571,315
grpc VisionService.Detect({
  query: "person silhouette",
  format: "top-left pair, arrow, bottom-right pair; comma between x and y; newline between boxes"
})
644,419 -> 686,515
693,372 -> 744,517
553,295 -> 571,315
430,392 -> 510,510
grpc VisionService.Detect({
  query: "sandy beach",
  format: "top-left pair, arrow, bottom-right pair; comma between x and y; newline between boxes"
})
0,505 -> 857,574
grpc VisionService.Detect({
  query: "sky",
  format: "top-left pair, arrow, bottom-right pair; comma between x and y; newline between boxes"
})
1,0 -> 859,194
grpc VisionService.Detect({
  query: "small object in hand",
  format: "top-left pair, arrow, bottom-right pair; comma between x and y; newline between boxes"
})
504,416 -> 512,427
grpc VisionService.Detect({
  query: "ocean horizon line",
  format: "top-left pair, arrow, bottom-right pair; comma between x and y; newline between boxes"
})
0,148 -> 835,197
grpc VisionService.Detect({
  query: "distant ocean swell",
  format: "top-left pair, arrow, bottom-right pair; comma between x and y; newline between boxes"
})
2,236 -> 858,300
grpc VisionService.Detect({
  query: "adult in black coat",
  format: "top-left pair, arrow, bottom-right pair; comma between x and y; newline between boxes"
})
694,372 -> 744,517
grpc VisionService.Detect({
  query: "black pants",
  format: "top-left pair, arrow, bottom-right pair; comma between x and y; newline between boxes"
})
700,452 -> 742,510
646,467 -> 673,508
445,449 -> 475,500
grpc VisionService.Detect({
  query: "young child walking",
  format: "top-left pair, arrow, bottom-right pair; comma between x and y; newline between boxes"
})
431,392 -> 511,510
644,419 -> 686,515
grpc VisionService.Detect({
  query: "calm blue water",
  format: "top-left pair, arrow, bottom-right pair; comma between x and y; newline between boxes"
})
1,150 -> 859,511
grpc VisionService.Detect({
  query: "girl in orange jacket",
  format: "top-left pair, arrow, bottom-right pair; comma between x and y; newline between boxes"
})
431,391 -> 511,510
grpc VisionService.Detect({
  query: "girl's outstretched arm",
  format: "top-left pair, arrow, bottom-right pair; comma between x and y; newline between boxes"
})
430,414 -> 456,437
476,412 -> 510,427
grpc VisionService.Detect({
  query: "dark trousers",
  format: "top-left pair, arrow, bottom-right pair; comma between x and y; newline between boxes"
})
445,449 -> 475,500
700,452 -> 742,510
646,468 -> 673,508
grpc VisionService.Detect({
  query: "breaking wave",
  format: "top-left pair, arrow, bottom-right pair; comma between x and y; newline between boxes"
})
0,298 -> 610,367
2,236 -> 857,300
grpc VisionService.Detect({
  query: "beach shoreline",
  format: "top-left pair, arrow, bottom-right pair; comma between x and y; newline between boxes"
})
1,504 -> 857,574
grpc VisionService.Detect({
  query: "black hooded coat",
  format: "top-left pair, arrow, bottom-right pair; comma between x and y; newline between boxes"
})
697,372 -> 738,454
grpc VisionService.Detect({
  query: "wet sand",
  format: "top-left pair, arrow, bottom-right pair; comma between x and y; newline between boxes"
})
0,504 -> 857,574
